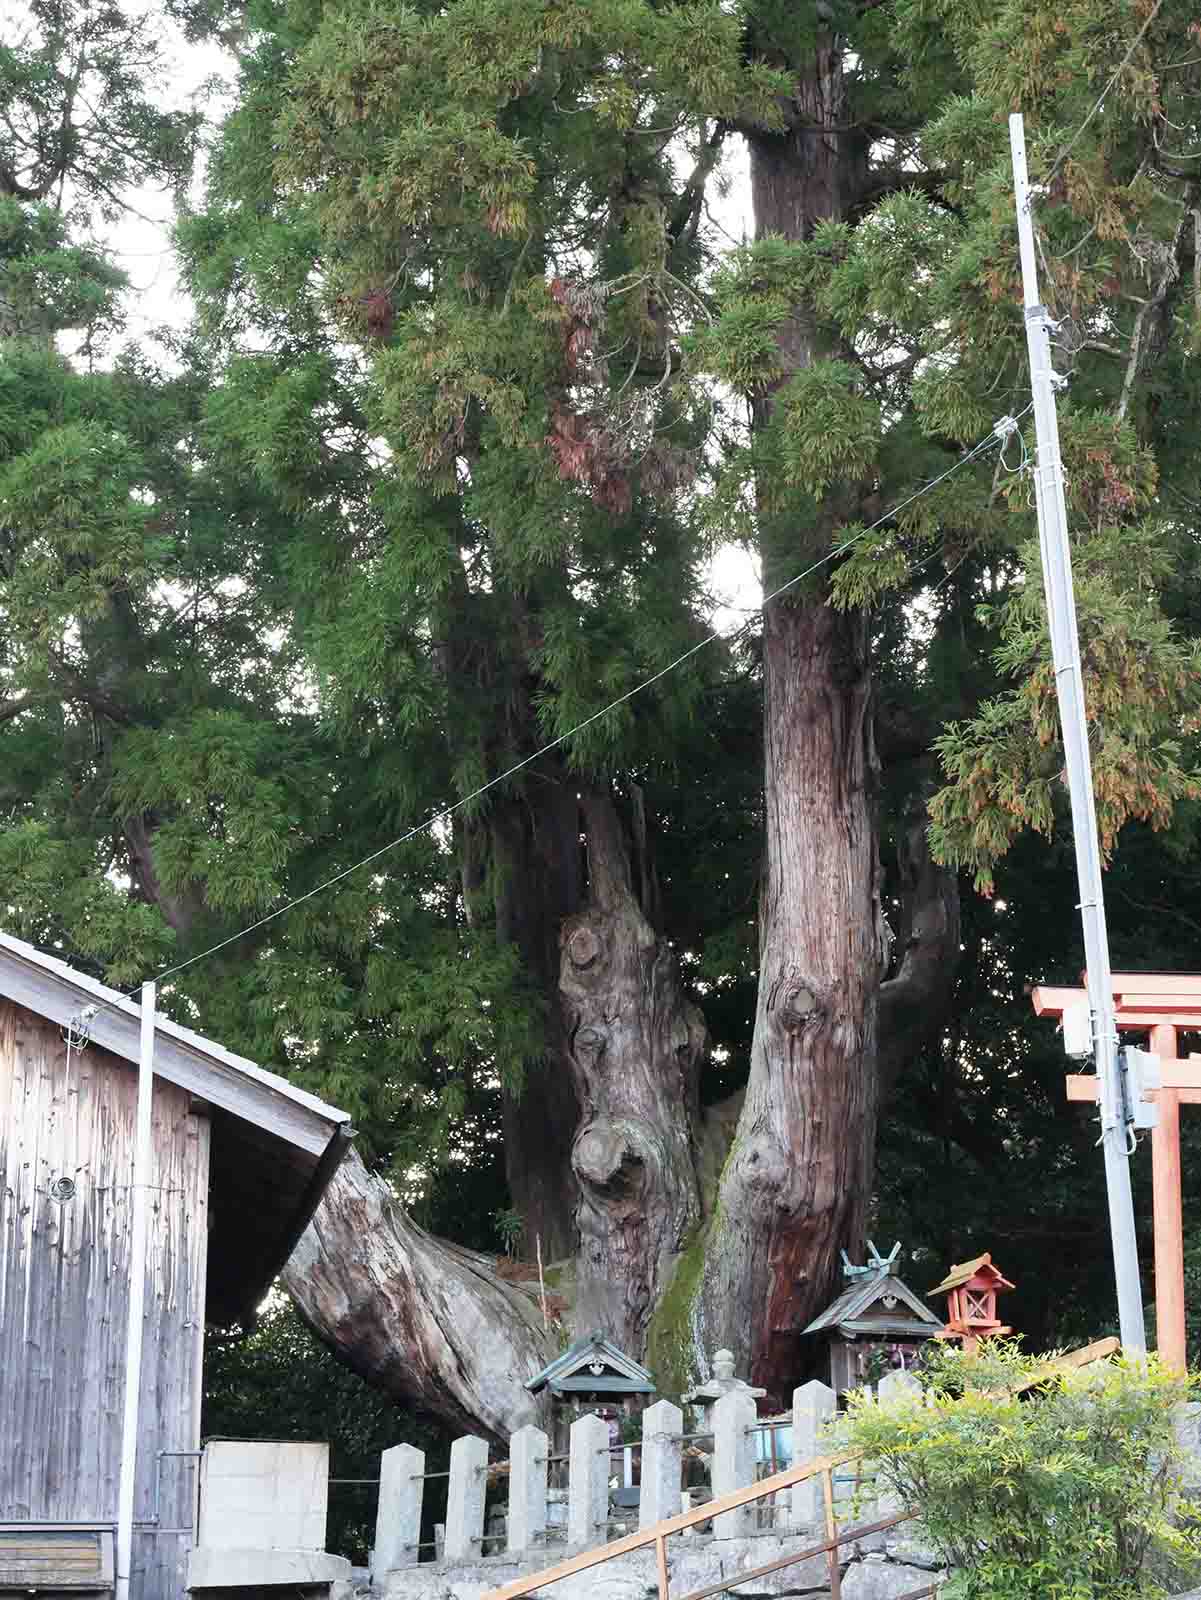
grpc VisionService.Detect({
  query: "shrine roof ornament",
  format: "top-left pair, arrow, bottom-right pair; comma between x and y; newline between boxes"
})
803,1241 -> 944,1339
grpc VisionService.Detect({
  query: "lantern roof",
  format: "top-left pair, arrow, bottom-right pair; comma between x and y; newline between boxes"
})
930,1252 -> 1015,1297
524,1329 -> 656,1397
803,1244 -> 944,1338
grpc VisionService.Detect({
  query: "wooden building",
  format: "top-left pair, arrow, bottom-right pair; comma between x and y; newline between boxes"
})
0,932 -> 352,1600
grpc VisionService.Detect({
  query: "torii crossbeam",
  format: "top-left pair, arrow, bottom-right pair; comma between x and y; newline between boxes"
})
1033,973 -> 1201,1371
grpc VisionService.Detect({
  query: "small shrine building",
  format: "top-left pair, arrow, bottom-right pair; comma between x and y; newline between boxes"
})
801,1242 -> 945,1397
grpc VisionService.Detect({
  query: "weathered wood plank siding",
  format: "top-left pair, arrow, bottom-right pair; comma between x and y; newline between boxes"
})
0,999 -> 209,1600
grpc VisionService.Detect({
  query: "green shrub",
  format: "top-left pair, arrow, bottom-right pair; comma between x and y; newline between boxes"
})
838,1341 -> 1201,1600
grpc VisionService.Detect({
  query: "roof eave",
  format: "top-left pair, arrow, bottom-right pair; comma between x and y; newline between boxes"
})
836,1318 -> 946,1338
0,932 -> 348,1157
230,1121 -> 356,1323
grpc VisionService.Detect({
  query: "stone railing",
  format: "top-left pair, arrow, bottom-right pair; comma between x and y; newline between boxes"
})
369,1371 -> 937,1597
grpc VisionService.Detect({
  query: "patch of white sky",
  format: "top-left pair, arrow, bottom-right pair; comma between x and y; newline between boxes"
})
82,18 -> 233,339
696,135 -> 762,631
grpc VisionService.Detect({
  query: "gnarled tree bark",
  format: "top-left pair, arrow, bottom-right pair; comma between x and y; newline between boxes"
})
565,788 -> 706,1352
697,596 -> 881,1402
283,1147 -> 556,1444
696,31 -> 881,1403
285,787 -> 710,1436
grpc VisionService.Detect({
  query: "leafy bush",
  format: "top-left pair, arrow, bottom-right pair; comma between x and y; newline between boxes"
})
838,1341 -> 1201,1600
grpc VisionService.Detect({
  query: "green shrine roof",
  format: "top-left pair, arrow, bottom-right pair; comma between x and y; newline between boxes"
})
525,1330 -> 656,1396
803,1250 -> 944,1340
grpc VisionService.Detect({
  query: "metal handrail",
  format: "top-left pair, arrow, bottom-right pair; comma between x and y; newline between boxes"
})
481,1446 -> 863,1600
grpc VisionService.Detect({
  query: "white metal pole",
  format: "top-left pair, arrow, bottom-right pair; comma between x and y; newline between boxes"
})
1009,113 -> 1146,1353
116,982 -> 157,1600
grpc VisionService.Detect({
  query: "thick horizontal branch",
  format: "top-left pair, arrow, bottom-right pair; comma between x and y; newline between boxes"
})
283,1147 -> 556,1443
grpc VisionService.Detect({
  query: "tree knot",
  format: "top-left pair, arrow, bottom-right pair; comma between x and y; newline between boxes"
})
776,981 -> 823,1034
565,924 -> 603,970
572,1119 -> 648,1194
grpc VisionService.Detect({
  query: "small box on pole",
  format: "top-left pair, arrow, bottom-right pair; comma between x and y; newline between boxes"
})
1121,1046 -> 1161,1131
1062,1004 -> 1092,1059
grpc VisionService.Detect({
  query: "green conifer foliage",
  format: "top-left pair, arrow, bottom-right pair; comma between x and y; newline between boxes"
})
0,1 -> 539,1191
6,0 -> 1201,1432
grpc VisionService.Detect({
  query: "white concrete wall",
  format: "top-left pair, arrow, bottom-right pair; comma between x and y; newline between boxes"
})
196,1441 -> 329,1553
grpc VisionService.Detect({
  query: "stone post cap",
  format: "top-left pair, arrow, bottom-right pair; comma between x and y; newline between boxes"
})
683,1348 -> 767,1406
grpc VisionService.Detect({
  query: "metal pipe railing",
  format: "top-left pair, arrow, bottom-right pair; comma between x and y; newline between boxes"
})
481,1444 -> 862,1600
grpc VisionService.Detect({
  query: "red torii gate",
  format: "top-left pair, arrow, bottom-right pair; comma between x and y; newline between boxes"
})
1033,972 -> 1201,1372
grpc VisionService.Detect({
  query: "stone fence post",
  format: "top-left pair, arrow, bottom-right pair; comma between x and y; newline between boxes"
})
877,1370 -> 921,1404
712,1388 -> 757,1539
373,1443 -> 424,1577
790,1379 -> 835,1529
568,1412 -> 610,1549
639,1399 -> 682,1530
444,1434 -> 489,1563
507,1424 -> 548,1555
875,1370 -> 922,1521
1175,1401 -> 1201,1493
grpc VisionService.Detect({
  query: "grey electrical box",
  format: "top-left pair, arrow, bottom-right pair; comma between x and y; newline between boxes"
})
1062,1004 -> 1092,1058
1121,1045 -> 1161,1132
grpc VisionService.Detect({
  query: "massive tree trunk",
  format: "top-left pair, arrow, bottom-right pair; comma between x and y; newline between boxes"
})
565,788 -> 706,1352
281,23 -> 967,1442
695,35 -> 881,1403
485,759 -> 584,1263
447,563 -> 584,1263
286,786 -> 710,1436
697,596 -> 880,1401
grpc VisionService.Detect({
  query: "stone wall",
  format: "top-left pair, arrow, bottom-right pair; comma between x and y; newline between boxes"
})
376,1526 -> 941,1600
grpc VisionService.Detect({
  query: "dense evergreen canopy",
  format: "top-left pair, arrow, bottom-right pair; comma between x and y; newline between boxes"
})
4,0 -> 1201,1436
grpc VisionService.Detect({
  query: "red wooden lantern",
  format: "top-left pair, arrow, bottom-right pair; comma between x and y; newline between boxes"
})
931,1252 -> 1015,1354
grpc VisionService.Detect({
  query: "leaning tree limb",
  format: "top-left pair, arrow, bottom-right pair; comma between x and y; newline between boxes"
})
282,1147 -> 557,1444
